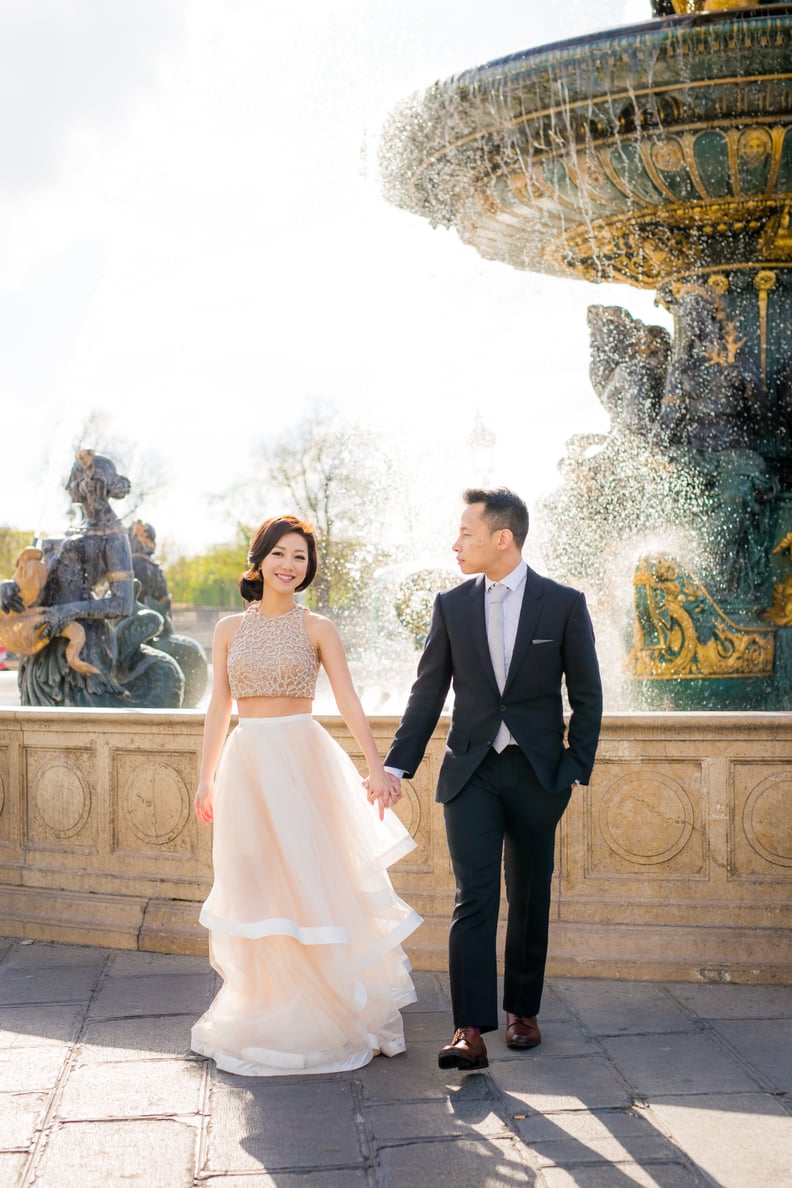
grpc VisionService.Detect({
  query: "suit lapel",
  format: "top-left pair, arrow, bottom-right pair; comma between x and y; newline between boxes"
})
467,575 -> 498,689
505,566 -> 544,689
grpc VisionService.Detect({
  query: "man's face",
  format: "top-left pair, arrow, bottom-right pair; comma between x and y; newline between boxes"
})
452,503 -> 503,575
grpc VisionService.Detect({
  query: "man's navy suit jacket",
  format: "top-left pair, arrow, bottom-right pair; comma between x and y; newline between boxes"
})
385,566 -> 603,802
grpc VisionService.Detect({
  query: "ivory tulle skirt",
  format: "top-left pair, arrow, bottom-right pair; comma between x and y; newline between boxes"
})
191,715 -> 422,1076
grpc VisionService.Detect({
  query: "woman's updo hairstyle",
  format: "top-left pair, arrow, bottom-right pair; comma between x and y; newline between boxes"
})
239,515 -> 318,602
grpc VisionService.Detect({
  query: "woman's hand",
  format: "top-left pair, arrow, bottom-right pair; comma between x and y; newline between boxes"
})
363,770 -> 402,821
194,779 -> 214,824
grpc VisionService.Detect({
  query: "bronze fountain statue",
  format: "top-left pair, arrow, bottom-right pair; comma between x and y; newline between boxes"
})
0,449 -> 207,708
380,0 -> 792,708
128,518 -> 208,707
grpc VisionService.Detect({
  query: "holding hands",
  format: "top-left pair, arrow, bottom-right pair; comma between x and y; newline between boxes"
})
363,769 -> 403,821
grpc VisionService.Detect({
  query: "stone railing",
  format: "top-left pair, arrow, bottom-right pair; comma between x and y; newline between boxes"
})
0,708 -> 790,982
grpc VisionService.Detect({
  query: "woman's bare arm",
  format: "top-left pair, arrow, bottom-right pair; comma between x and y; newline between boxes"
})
194,616 -> 238,824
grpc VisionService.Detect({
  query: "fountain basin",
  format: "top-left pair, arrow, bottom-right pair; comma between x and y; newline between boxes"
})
381,7 -> 792,291
1,707 -> 790,982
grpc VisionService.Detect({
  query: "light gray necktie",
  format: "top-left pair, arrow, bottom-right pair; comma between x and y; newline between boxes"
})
487,583 -> 510,752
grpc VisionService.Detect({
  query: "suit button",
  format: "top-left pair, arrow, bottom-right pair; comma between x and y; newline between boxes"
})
499,703 -> 506,712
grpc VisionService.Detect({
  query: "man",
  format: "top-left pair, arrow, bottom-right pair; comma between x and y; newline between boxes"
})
384,487 -> 602,1071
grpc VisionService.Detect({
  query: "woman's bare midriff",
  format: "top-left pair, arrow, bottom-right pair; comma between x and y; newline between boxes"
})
236,696 -> 313,718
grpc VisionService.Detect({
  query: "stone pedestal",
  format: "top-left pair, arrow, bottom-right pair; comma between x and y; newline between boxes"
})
0,708 -> 789,982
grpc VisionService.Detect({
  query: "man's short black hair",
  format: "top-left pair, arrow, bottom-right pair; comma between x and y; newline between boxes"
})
463,487 -> 529,549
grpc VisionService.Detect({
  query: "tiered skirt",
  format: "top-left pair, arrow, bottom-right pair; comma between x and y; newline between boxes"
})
191,715 -> 422,1076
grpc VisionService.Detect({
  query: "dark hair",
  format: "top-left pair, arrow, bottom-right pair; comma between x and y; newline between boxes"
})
239,515 -> 318,601
463,487 -> 529,549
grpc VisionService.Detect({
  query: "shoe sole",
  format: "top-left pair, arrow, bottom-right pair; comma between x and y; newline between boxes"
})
438,1052 -> 489,1070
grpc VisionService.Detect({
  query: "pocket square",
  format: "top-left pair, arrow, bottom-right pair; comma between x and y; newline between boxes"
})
532,638 -> 553,644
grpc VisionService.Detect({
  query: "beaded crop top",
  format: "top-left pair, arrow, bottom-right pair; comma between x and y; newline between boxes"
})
227,604 -> 319,700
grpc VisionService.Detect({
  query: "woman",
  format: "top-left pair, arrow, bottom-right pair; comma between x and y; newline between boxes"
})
191,515 -> 421,1076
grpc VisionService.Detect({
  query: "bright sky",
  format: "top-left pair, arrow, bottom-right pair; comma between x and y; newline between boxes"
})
1,0 -> 666,560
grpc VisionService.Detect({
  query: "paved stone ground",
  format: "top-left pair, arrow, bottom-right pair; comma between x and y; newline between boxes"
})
1,936 -> 791,1186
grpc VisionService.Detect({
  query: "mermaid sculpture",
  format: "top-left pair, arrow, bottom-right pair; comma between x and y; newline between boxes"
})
0,450 -> 185,707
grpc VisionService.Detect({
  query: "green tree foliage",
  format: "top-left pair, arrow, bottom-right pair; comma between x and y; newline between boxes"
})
165,539 -> 247,607
0,528 -> 36,581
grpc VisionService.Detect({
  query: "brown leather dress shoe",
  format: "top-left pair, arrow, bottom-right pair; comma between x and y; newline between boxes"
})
505,1013 -> 541,1050
438,1026 -> 489,1070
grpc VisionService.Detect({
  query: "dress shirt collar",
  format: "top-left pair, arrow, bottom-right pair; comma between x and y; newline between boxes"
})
486,559 -> 527,594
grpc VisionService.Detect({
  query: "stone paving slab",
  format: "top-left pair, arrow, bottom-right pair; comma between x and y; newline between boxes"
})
0,1091 -> 48,1150
649,1093 -> 792,1187
366,1097 -> 511,1142
78,1013 -> 196,1061
56,1058 -> 204,1120
400,971 -> 449,1014
1,939 -> 791,1188
2,943 -> 109,971
490,1051 -> 635,1113
205,1077 -> 365,1174
391,1008 -> 452,1047
0,1154 -> 27,1185
552,977 -> 698,1035
514,1105 -> 656,1140
0,965 -> 103,1005
666,982 -> 792,1020
539,1160 -> 702,1187
0,1003 -> 84,1047
377,1135 -> 536,1187
492,1019 -> 593,1060
357,1043 -> 479,1104
599,1032 -> 763,1096
86,970 -> 215,1019
104,950 -> 209,977
204,1173 -> 371,1187
0,1045 -> 69,1092
708,1017 -> 792,1092
526,1132 -> 688,1171
32,1118 -> 198,1188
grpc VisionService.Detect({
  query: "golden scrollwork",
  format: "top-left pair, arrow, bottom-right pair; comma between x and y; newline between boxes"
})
762,532 -> 792,627
629,555 -> 775,679
543,196 -> 792,286
669,0 -> 757,10
545,213 -> 701,286
759,204 -> 792,259
755,268 -> 777,386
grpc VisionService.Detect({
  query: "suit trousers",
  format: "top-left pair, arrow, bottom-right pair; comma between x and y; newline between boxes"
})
443,745 -> 571,1033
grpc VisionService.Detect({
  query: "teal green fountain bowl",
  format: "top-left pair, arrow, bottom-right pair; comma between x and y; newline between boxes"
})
380,6 -> 792,289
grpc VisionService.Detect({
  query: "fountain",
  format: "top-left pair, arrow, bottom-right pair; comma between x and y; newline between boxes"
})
380,0 -> 792,710
0,450 -> 208,709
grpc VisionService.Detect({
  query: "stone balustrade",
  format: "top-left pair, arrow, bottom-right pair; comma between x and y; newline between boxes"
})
0,708 -> 790,982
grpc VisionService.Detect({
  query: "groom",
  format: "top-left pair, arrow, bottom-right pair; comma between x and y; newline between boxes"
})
384,487 -> 602,1070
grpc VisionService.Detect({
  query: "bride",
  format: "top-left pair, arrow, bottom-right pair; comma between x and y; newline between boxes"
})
191,514 -> 421,1075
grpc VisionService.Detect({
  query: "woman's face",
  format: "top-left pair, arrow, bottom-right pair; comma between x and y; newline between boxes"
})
261,531 -> 309,594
